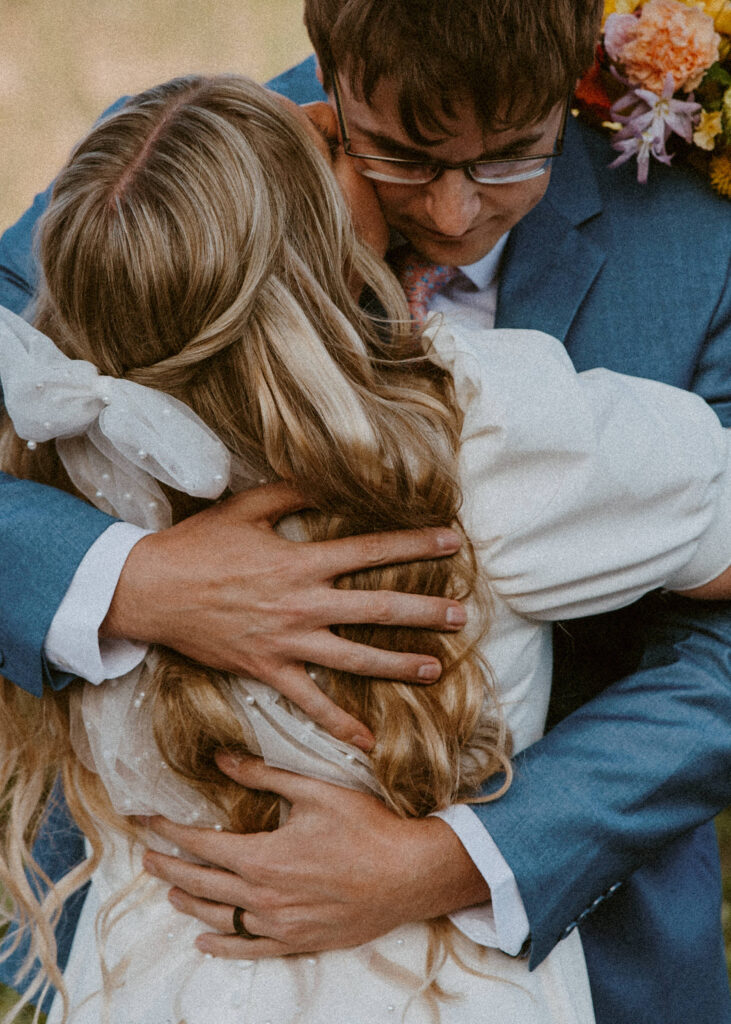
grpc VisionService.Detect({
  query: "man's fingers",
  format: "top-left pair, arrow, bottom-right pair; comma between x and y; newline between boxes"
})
168,888 -> 236,932
143,845 -> 255,900
140,819 -> 265,878
168,890 -> 278,954
195,933 -> 290,959
308,526 -> 460,578
258,665 -> 375,750
229,480 -> 309,525
215,753 -> 331,808
167,887 -> 242,933
306,633 -> 444,683
322,588 -> 466,632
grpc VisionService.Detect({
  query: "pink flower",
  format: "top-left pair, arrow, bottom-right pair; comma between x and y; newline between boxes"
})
609,73 -> 701,182
604,0 -> 720,93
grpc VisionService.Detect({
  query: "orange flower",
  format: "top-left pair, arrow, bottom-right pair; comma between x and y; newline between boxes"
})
605,0 -> 721,92
677,0 -> 731,36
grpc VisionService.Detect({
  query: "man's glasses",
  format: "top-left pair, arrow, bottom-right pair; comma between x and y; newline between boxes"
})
331,74 -> 568,186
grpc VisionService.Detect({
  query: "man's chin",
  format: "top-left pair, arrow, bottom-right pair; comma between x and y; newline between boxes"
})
404,232 -> 497,268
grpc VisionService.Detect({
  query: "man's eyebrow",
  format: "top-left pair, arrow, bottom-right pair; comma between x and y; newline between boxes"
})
481,132 -> 546,159
351,124 -> 450,159
350,123 -> 548,161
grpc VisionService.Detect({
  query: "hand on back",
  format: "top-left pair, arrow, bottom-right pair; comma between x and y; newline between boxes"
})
102,482 -> 466,748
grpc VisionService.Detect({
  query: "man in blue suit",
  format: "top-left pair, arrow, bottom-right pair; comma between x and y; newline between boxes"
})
1,1 -> 730,1021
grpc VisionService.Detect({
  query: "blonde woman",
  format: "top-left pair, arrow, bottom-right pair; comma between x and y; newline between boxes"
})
0,75 -> 729,1024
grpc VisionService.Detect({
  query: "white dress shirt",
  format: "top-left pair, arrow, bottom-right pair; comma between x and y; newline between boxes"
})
424,234 -> 531,951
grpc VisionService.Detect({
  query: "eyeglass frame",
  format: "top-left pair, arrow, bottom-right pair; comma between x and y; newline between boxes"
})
331,73 -> 569,186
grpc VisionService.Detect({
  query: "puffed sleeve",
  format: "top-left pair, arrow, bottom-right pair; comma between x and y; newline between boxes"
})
429,323 -> 731,620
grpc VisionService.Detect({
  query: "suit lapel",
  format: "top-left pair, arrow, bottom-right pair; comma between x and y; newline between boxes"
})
495,119 -> 607,342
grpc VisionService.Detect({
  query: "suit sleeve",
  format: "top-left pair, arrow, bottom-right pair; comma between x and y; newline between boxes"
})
0,121 -> 123,695
472,266 -> 731,968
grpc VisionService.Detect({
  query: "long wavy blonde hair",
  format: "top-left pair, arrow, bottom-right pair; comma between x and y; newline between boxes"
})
0,74 -> 510,1021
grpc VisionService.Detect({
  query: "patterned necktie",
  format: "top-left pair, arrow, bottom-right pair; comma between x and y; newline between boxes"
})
390,247 -> 465,326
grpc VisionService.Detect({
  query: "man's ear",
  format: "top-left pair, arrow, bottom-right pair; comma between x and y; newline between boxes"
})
302,101 -> 339,144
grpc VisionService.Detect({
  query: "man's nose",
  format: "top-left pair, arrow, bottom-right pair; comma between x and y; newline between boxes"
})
423,171 -> 481,236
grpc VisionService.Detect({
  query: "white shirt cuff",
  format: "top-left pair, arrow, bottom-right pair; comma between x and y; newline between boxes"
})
432,803 -> 530,955
44,522 -> 152,683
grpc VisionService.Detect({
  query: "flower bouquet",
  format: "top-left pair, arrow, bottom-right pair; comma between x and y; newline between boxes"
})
575,0 -> 731,196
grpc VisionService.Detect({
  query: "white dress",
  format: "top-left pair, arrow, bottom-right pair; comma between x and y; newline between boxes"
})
49,324 -> 731,1024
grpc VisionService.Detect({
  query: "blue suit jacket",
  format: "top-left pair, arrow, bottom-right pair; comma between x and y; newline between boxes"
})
1,58 -> 730,1022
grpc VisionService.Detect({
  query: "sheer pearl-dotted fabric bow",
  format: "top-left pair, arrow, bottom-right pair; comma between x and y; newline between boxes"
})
0,305 -> 231,529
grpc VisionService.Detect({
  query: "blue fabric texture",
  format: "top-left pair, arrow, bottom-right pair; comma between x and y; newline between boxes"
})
0,779 -> 87,1016
0,59 -> 729,1023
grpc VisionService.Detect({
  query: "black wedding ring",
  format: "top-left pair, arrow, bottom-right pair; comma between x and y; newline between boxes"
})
232,905 -> 259,940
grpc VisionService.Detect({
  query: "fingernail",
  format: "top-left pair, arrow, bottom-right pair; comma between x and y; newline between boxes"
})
215,752 -> 243,772
168,889 -> 183,908
195,937 -> 213,955
350,732 -> 375,752
446,605 -> 466,626
436,530 -> 460,552
417,662 -> 441,681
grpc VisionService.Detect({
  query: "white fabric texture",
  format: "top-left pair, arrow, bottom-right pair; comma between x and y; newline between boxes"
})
37,319 -> 731,1024
434,803 -> 530,954
0,305 -> 231,530
44,522 -> 151,683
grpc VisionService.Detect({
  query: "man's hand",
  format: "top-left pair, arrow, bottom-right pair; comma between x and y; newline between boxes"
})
102,482 -> 465,749
140,754 -> 490,959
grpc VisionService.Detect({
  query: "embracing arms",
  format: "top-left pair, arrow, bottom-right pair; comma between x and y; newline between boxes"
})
140,327 -> 731,964
0,183 -> 463,739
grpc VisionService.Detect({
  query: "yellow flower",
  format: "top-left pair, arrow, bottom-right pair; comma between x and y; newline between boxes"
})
694,109 -> 724,147
709,150 -> 731,195
603,0 -> 642,24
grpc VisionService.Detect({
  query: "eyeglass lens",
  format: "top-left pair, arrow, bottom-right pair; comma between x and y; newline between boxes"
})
355,156 -> 552,185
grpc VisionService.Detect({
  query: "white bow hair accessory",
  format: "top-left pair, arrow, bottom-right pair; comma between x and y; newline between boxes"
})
0,305 -> 231,529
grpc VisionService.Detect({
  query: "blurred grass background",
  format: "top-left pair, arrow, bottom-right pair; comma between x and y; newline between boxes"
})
0,0 -> 729,1013
0,0 -> 310,230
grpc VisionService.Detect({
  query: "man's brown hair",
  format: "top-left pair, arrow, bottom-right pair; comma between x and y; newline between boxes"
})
304,0 -> 603,138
